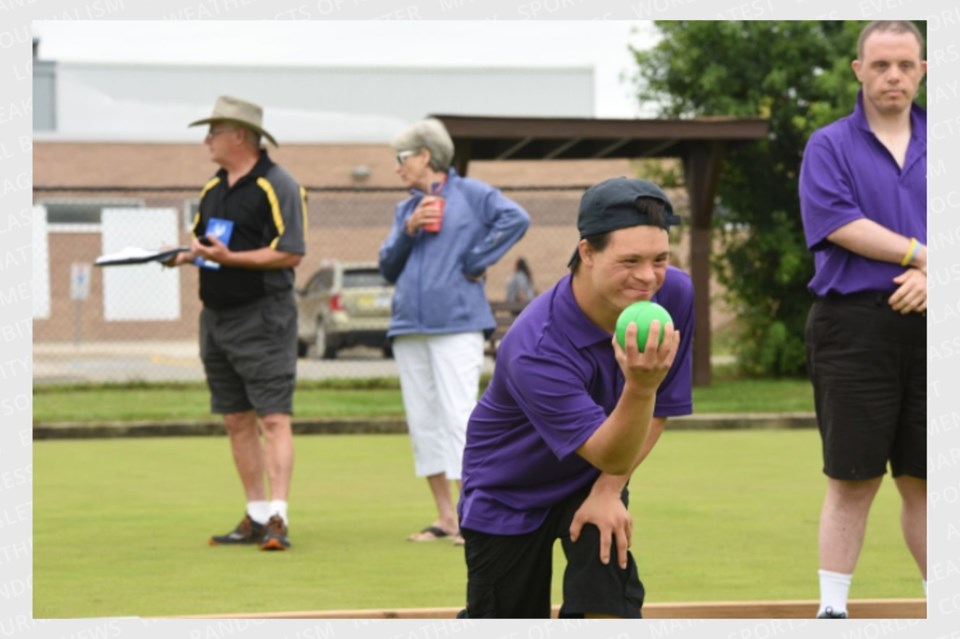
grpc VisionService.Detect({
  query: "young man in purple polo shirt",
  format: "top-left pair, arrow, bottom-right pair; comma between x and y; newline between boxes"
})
799,21 -> 927,618
457,177 -> 694,618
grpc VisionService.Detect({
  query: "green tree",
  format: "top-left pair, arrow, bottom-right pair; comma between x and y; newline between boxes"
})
632,21 -> 926,376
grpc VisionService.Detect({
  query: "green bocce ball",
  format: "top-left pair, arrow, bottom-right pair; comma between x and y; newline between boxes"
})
615,301 -> 673,351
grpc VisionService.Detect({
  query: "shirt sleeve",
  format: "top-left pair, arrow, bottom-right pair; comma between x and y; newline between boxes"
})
378,199 -> 417,284
461,186 -> 531,277
654,268 -> 694,417
799,132 -> 866,251
261,167 -> 306,255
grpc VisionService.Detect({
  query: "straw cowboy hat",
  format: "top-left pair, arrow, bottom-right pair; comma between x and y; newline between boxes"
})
189,95 -> 279,147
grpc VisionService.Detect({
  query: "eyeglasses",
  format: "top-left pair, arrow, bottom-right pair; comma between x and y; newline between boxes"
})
396,150 -> 417,165
205,127 -> 234,140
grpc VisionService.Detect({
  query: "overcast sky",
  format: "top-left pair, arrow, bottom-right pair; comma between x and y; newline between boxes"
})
32,21 -> 659,118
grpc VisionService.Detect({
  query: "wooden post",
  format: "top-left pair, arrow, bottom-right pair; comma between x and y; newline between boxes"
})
683,142 -> 725,387
453,139 -> 471,177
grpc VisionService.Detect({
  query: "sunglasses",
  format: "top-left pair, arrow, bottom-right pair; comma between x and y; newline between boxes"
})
396,149 -> 417,164
205,127 -> 235,140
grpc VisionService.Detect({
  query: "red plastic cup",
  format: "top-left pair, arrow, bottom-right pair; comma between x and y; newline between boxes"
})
423,196 -> 445,233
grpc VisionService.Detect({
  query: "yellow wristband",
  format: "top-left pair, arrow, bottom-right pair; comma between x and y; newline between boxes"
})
900,238 -> 918,267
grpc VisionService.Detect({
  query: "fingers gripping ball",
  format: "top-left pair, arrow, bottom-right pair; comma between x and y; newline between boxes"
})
615,301 -> 673,350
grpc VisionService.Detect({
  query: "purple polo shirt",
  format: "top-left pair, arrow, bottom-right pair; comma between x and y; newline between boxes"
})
458,266 -> 694,535
799,90 -> 927,296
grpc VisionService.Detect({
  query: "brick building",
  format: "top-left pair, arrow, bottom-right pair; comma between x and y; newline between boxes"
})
32,57 -> 706,347
33,140 -> 674,342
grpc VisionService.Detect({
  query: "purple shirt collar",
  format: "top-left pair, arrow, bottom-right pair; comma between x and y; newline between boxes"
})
852,89 -> 927,147
555,275 -> 612,350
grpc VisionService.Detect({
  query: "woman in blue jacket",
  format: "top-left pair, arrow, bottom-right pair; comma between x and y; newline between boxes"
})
379,118 -> 530,544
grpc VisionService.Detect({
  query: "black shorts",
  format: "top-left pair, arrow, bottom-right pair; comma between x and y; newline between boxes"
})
460,484 -> 644,618
805,293 -> 926,480
200,292 -> 298,416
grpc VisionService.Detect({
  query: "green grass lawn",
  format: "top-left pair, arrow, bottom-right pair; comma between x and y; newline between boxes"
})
32,385 -> 407,423
33,431 -> 920,618
32,377 -> 814,423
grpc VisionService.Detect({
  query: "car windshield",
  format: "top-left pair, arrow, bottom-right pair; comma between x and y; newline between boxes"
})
305,269 -> 334,294
343,270 -> 388,288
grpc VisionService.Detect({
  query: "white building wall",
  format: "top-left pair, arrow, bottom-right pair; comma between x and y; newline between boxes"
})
46,62 -> 595,143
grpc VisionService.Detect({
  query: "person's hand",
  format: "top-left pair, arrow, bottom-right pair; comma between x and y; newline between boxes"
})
569,483 -> 633,569
160,245 -> 191,268
612,320 -> 680,396
404,196 -> 443,235
192,235 -> 230,266
890,268 -> 926,314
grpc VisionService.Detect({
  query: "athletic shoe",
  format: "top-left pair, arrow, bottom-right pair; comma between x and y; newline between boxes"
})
259,514 -> 291,551
817,606 -> 848,618
209,514 -> 264,546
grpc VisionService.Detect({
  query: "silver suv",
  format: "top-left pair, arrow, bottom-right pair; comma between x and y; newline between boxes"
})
296,261 -> 394,359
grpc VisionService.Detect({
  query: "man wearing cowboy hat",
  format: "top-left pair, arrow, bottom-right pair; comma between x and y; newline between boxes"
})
167,95 -> 307,551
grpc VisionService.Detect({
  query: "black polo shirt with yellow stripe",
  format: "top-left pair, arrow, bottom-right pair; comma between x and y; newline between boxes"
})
193,151 -> 307,310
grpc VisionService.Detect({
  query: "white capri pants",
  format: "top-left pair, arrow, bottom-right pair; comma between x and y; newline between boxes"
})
392,332 -> 485,480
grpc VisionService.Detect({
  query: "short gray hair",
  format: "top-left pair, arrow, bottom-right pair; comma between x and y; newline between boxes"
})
857,21 -> 924,59
392,118 -> 455,171
238,126 -> 262,150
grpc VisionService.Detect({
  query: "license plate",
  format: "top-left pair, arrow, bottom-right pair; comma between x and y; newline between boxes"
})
357,294 -> 391,311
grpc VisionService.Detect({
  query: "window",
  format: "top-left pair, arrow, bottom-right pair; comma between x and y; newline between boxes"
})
184,200 -> 199,231
306,269 -> 335,294
342,269 -> 388,288
39,198 -> 145,230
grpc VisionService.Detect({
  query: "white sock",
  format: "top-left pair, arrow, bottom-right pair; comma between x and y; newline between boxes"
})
818,569 -> 852,615
923,579 -> 927,597
269,500 -> 289,525
247,500 -> 270,525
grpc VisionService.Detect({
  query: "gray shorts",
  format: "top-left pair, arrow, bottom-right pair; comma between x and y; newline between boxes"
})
200,292 -> 298,416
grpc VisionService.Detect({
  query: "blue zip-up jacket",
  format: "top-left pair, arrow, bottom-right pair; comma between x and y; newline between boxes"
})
379,169 -> 530,338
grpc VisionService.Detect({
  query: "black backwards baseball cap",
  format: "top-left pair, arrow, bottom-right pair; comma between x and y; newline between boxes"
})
568,177 -> 682,267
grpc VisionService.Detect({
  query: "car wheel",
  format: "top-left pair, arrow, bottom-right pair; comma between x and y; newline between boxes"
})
316,324 -> 337,360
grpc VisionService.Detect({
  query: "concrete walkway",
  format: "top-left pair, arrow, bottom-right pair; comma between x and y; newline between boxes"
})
33,341 -> 739,384
33,340 -> 489,384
